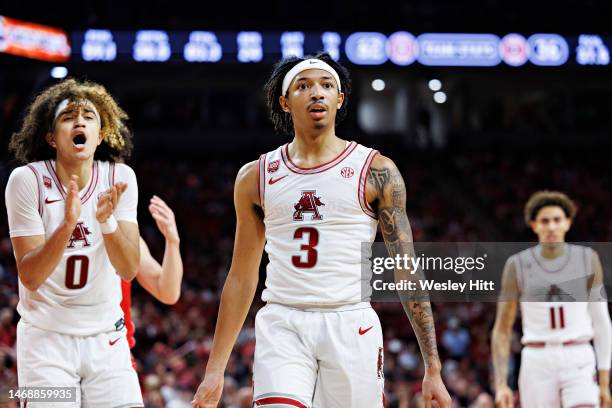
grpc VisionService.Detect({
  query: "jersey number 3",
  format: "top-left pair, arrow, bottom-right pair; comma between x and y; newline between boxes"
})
292,227 -> 319,268
66,255 -> 90,289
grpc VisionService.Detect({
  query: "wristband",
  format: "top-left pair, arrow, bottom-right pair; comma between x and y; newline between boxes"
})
100,215 -> 118,234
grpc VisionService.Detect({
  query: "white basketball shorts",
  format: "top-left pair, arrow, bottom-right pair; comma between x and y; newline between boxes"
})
16,319 -> 143,408
253,302 -> 385,408
519,343 -> 599,408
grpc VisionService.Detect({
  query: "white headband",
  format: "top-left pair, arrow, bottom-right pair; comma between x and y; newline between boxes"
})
54,98 -> 101,123
281,59 -> 341,96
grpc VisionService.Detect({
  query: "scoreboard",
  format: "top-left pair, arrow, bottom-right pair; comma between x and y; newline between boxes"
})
72,30 -> 611,67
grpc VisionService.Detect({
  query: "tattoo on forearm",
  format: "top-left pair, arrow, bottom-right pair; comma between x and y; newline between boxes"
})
370,164 -> 440,368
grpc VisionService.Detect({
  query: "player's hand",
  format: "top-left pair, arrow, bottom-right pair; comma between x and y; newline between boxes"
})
148,195 -> 180,244
600,385 -> 611,408
96,182 -> 127,223
191,373 -> 224,408
64,175 -> 81,227
422,368 -> 452,408
495,384 -> 514,408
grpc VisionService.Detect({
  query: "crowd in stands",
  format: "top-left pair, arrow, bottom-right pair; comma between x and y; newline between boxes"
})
0,79 -> 610,407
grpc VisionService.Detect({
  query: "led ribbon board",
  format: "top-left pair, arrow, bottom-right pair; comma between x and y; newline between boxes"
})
0,15 -> 70,62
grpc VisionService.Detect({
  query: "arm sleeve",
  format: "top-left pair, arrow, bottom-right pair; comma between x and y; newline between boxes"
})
113,163 -> 138,224
589,298 -> 612,370
5,166 -> 45,237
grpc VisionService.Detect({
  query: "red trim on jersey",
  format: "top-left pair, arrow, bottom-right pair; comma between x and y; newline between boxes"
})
80,161 -> 99,204
568,405 -> 596,408
281,141 -> 358,175
121,279 -> 136,349
257,155 -> 261,206
45,160 -> 66,198
112,162 -> 116,185
26,165 -> 43,216
515,255 -> 524,294
262,155 -> 267,209
44,160 -> 97,204
358,150 -> 379,219
559,306 -> 565,328
258,153 -> 266,209
255,397 -> 308,407
362,150 -> 378,212
530,245 -> 572,273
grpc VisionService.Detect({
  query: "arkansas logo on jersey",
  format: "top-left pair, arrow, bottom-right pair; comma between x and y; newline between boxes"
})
293,190 -> 325,221
267,160 -> 280,173
67,222 -> 92,248
547,284 -> 573,301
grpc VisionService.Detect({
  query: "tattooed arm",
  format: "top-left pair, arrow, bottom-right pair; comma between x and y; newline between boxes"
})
367,154 -> 451,407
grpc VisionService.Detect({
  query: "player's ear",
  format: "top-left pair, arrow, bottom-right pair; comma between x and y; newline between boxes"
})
529,220 -> 537,233
97,131 -> 104,146
279,95 -> 290,113
46,132 -> 56,148
337,91 -> 345,109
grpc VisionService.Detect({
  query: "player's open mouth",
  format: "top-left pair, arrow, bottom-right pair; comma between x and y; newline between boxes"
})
72,133 -> 87,148
309,105 -> 327,120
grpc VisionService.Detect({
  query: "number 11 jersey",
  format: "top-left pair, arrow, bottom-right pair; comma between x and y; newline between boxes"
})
258,141 -> 379,307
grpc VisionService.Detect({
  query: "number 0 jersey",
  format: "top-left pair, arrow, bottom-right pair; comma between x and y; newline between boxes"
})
5,160 -> 138,336
258,141 -> 379,307
514,244 -> 594,343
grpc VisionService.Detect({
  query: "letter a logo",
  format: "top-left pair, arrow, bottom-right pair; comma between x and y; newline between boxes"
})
293,190 -> 325,221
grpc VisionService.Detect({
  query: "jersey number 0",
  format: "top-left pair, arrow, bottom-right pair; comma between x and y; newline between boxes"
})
65,255 -> 90,289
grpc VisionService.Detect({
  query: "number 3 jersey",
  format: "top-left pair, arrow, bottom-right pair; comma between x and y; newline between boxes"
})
5,160 -> 138,336
258,141 -> 379,307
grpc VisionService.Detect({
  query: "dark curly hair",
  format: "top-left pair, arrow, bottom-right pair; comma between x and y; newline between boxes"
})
9,78 -> 133,164
524,190 -> 577,226
264,52 -> 352,136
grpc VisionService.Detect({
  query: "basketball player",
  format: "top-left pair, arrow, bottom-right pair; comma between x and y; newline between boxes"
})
492,191 -> 611,408
5,79 -> 143,407
192,53 -> 451,408
122,195 -> 183,351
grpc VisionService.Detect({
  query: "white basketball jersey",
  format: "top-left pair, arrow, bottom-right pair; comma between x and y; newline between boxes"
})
516,244 -> 594,343
7,160 -> 137,336
258,141 -> 379,306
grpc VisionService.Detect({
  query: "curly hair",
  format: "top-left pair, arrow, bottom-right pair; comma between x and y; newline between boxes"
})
9,78 -> 133,164
524,190 -> 577,226
264,52 -> 352,136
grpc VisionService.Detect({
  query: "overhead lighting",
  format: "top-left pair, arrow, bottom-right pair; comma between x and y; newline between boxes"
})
428,79 -> 442,91
50,66 -> 68,79
433,91 -> 447,104
371,79 -> 385,91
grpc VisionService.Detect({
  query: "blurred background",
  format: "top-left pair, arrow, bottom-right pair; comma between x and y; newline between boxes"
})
1,1 -> 611,407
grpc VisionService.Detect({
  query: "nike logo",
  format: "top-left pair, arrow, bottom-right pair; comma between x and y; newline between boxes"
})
109,337 -> 120,346
358,326 -> 373,335
45,197 -> 62,204
268,175 -> 288,185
